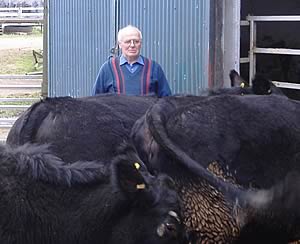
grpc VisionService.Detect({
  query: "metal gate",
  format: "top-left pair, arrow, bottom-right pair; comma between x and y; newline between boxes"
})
241,15 -> 300,90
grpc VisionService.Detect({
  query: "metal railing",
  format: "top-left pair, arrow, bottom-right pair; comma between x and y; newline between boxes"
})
0,7 -> 43,25
0,7 -> 43,18
244,15 -> 300,89
0,75 -> 42,130
0,75 -> 42,79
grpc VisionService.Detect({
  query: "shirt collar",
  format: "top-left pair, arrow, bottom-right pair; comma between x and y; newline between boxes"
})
120,55 -> 144,66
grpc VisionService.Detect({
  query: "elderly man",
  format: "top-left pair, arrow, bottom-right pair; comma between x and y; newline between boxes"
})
92,25 -> 171,97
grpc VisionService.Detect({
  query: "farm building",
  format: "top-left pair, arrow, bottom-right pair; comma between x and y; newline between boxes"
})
44,0 -> 300,97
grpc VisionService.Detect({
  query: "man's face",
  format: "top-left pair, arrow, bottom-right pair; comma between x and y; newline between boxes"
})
119,29 -> 142,62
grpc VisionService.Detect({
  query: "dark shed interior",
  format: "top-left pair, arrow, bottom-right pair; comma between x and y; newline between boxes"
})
240,0 -> 300,99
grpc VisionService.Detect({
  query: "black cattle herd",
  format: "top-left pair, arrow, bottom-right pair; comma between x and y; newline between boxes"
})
2,71 -> 300,244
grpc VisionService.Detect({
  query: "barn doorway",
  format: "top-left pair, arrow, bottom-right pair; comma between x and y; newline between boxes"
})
240,0 -> 300,99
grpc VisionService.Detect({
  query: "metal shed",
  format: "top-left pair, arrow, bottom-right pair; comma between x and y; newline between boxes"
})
44,0 -> 300,99
45,0 -> 222,97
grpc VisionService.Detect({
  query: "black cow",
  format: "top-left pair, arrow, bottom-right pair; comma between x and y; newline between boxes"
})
200,69 -> 284,96
7,94 -> 156,162
0,142 -> 187,244
230,69 -> 284,95
229,69 -> 249,88
131,94 -> 300,243
7,94 -> 300,243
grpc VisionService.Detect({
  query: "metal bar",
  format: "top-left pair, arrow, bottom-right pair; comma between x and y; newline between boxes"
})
0,117 -> 18,121
0,74 -> 42,79
272,81 -> 300,90
247,15 -> 300,22
240,57 -> 250,63
0,15 -> 43,18
0,105 -> 31,109
247,14 -> 300,90
0,7 -> 19,11
0,7 -> 43,10
0,125 -> 14,129
0,98 -> 40,102
0,118 -> 18,123
42,0 -> 48,97
254,47 -> 300,56
0,117 -> 18,129
0,7 -> 43,12
0,125 -> 13,128
249,20 -> 256,84
0,18 -> 43,24
0,13 -> 18,17
240,20 -> 249,26
19,13 -> 43,17
249,20 -> 254,83
0,85 -> 41,89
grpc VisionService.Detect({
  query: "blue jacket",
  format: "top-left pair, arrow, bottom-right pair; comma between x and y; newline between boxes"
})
92,56 -> 171,97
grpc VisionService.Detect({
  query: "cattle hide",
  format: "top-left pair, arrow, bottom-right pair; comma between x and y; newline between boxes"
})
200,70 -> 284,96
7,94 -> 157,162
0,142 -> 187,244
131,94 -> 300,243
7,93 -> 300,243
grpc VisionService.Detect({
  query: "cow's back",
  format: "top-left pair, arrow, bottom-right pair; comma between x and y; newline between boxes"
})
7,94 -> 157,163
131,94 -> 300,242
133,94 -> 300,188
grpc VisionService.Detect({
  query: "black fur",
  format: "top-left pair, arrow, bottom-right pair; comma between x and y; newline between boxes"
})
131,94 -> 300,243
201,70 -> 284,96
8,93 -> 300,242
0,142 -> 186,244
7,94 -> 156,163
2,143 -> 107,186
229,69 -> 249,88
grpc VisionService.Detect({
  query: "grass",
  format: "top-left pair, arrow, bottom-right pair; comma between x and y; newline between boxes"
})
0,32 -> 42,118
0,48 -> 38,74
0,109 -> 24,118
3,92 -> 41,98
0,92 -> 41,118
0,32 -> 43,74
0,32 -> 42,39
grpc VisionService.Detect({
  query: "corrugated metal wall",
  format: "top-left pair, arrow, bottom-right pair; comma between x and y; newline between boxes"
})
47,0 -> 210,97
48,0 -> 115,97
118,0 -> 210,95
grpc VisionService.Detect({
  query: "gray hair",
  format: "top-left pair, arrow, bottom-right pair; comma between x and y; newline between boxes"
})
117,25 -> 143,43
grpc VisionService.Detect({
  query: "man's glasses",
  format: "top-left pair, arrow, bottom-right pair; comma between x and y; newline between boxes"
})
122,39 -> 141,46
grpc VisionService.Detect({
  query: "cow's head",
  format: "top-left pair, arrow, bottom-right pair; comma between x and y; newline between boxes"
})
230,69 -> 284,96
109,143 -> 189,244
230,69 -> 249,88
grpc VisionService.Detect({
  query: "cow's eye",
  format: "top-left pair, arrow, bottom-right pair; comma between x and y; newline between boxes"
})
157,222 -> 178,239
157,211 -> 181,238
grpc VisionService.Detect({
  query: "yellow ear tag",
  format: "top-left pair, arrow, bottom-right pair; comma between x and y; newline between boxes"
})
240,82 -> 245,88
134,162 -> 140,170
136,183 -> 146,189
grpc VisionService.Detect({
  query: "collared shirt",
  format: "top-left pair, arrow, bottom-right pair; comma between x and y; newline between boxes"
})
119,55 -> 144,73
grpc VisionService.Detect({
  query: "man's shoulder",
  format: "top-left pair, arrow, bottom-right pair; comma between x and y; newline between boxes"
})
149,59 -> 163,71
99,57 -> 115,75
141,55 -> 153,62
100,57 -> 114,68
141,56 -> 160,67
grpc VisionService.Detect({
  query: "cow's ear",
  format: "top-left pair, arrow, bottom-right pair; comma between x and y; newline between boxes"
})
111,155 -> 149,196
229,69 -> 248,88
252,73 -> 271,95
